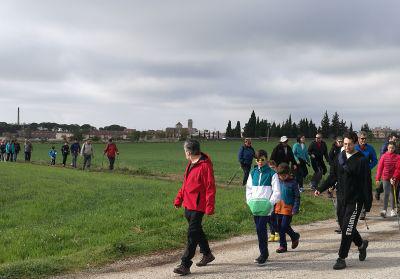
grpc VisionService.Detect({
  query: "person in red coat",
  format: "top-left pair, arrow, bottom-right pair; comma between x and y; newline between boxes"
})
173,139 -> 216,276
103,138 -> 119,170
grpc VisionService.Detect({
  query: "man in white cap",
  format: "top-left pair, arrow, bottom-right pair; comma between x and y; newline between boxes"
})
270,136 -> 297,170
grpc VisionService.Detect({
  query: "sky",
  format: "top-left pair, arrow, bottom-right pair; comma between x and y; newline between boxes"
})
0,0 -> 399,131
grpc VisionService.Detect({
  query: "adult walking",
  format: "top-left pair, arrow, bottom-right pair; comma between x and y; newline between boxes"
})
308,133 -> 330,190
315,132 -> 371,270
24,139 -> 33,162
270,136 -> 297,170
104,138 -> 119,170
292,135 -> 310,192
70,139 -> 81,168
173,139 -> 216,276
238,138 -> 255,186
355,131 -> 377,220
61,142 -> 70,167
81,139 -> 94,170
0,140 -> 6,161
329,136 -> 343,164
13,140 -> 21,161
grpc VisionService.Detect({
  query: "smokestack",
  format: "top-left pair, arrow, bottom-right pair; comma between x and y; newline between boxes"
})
18,107 -> 20,126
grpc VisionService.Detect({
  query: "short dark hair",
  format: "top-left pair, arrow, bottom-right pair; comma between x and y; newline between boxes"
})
296,134 -> 305,143
255,149 -> 268,159
343,132 -> 358,143
184,139 -> 201,155
388,141 -> 396,147
390,133 -> 398,138
108,138 -> 113,142
277,163 -> 290,175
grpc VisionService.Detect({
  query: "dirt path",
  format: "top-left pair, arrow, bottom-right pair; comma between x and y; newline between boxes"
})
55,205 -> 400,279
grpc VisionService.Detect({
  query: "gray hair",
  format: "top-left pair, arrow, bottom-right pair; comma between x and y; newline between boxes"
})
184,139 -> 201,155
358,131 -> 367,138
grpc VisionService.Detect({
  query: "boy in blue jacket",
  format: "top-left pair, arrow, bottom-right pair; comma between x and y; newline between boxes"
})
49,146 -> 57,165
246,150 -> 281,265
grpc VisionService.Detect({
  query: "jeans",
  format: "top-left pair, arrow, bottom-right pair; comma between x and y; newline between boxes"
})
72,154 -> 78,168
276,214 -> 299,248
83,155 -> 92,170
181,209 -> 211,268
382,180 -> 395,211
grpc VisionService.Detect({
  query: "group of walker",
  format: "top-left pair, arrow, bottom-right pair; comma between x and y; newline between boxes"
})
173,132 -> 400,275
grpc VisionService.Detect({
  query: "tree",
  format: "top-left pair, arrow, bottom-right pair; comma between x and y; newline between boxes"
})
331,112 -> 340,137
243,110 -> 257,137
225,120 -> 233,137
234,121 -> 241,138
320,111 -> 330,138
100,125 -> 126,131
349,122 -> 354,133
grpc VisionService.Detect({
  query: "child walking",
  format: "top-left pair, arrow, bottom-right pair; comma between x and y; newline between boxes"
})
49,146 -> 57,166
246,150 -> 280,265
275,163 -> 300,253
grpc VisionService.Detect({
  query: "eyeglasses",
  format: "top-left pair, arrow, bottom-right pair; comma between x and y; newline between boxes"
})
337,140 -> 343,143
255,158 -> 265,162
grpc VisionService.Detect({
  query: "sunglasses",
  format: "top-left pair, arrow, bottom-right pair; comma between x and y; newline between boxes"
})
255,158 -> 265,162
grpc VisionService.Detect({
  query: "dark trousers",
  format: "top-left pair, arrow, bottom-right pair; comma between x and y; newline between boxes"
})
108,156 -> 115,170
337,199 -> 363,259
50,157 -> 56,165
296,160 -> 309,189
310,160 -> 326,188
268,211 -> 277,234
254,216 -> 270,258
276,214 -> 299,248
25,151 -> 31,162
83,155 -> 92,170
241,164 -> 252,186
181,209 -> 211,268
62,154 -> 68,166
72,154 -> 78,168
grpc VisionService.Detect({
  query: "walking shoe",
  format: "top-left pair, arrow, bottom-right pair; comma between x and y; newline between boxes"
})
333,258 -> 346,270
291,234 -> 300,249
276,246 -> 287,253
173,264 -> 191,275
254,253 -> 269,264
254,255 -> 263,263
334,227 -> 342,234
358,240 -> 369,261
268,234 -> 275,242
390,209 -> 397,217
273,232 -> 280,242
380,210 -> 387,218
196,253 -> 215,266
375,192 -> 380,200
359,211 -> 366,220
256,256 -> 268,266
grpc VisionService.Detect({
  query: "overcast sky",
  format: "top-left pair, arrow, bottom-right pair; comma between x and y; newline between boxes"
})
0,0 -> 399,131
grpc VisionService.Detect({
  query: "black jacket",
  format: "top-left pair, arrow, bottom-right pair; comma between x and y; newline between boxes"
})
61,145 -> 70,155
329,144 -> 342,164
308,140 -> 330,164
270,143 -> 297,167
319,151 -> 372,212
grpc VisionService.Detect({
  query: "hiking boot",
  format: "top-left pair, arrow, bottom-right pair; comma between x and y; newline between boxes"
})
380,210 -> 387,218
173,264 -> 191,275
273,233 -> 280,242
268,234 -> 276,242
358,240 -> 369,261
291,234 -> 300,249
359,211 -> 366,220
390,209 -> 397,217
196,253 -> 215,267
276,246 -> 287,253
333,258 -> 346,270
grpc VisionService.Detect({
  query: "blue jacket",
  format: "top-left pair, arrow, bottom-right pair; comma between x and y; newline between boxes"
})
275,178 -> 300,216
70,143 -> 81,155
238,145 -> 255,165
49,150 -> 57,159
292,143 -> 310,164
355,144 -> 377,170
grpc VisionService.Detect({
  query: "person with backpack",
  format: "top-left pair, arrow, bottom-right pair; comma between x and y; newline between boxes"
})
238,138 -> 255,186
104,138 -> 119,170
70,139 -> 81,168
24,139 -> 33,162
81,139 -> 94,170
61,142 -> 70,167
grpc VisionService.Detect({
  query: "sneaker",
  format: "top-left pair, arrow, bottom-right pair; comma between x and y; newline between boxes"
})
333,258 -> 346,270
390,209 -> 397,217
254,255 -> 263,263
276,246 -> 287,253
173,264 -> 191,275
196,253 -> 215,267
254,252 -> 269,263
380,210 -> 387,218
359,212 -> 366,220
291,234 -> 300,249
334,227 -> 342,234
256,256 -> 267,266
268,234 -> 275,242
358,240 -> 369,261
273,233 -> 280,242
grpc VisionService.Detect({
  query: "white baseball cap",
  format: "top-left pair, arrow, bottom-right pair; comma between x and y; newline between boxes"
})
280,136 -> 288,143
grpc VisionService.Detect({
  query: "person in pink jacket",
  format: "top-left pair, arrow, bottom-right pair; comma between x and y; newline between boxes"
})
376,142 -> 399,217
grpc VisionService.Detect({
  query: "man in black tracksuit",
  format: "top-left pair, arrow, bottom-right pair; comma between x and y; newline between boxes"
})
315,132 -> 372,270
308,133 -> 331,190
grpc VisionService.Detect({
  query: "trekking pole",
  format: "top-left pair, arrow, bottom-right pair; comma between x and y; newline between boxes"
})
227,168 -> 241,186
392,183 -> 400,230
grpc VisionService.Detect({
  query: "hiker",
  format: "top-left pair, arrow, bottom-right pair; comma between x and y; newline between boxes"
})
292,134 -> 310,192
308,133 -> 330,190
81,139 -> 94,170
315,132 -> 371,270
375,142 -> 399,218
104,138 -> 119,170
329,136 -> 343,164
173,139 -> 216,276
24,139 -> 33,162
61,142 -> 70,167
0,140 -> 6,161
70,139 -> 81,168
355,131 -> 377,220
246,150 -> 280,265
377,133 -> 399,200
270,136 -> 297,170
49,146 -> 57,165
5,140 -> 14,162
238,138 -> 255,186
274,163 -> 301,254
13,140 -> 21,162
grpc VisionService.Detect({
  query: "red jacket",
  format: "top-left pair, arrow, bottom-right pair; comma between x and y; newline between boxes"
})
393,159 -> 400,181
104,143 -> 118,158
174,153 -> 216,215
376,152 -> 399,181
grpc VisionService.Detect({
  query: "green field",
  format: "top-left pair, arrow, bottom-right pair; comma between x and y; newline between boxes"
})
0,139 -> 383,278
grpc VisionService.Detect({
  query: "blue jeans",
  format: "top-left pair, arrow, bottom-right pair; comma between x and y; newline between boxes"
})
276,214 -> 299,248
253,216 -> 270,258
83,155 -> 92,170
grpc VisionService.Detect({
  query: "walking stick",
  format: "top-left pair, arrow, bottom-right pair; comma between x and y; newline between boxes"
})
227,168 -> 241,186
392,183 -> 400,230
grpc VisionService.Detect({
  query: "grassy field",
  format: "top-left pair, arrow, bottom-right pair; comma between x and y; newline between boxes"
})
0,139 -> 384,278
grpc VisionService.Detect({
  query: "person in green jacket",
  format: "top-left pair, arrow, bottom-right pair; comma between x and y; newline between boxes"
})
292,135 -> 310,192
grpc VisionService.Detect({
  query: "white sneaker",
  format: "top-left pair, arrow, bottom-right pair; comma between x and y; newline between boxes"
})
380,210 -> 386,218
390,209 -> 397,217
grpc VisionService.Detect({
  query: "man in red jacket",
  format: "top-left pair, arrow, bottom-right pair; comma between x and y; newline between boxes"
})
103,138 -> 119,170
173,139 -> 216,276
